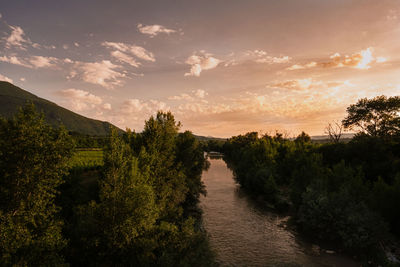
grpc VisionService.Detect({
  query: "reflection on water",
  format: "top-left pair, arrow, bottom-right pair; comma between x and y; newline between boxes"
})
200,158 -> 358,267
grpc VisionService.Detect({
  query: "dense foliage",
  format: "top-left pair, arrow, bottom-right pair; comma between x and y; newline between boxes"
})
0,105 -> 215,266
0,104 -> 73,265
62,111 -> 215,266
223,96 -> 400,264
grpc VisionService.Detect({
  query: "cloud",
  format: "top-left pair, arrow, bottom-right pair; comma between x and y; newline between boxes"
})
272,78 -> 314,90
110,50 -> 140,67
120,98 -> 168,115
184,52 -> 220,77
0,55 -> 60,69
287,48 -> 386,71
169,78 -> 360,137
0,55 -> 32,68
194,89 -> 208,98
137,24 -> 177,37
3,25 -> 30,50
103,103 -> 112,110
168,93 -> 193,101
246,50 -> 291,64
286,64 -> 305,71
271,78 -> 350,91
0,73 -> 13,83
387,9 -> 398,20
57,88 -> 103,112
168,89 -> 209,101
70,60 -> 126,88
29,56 -> 58,68
102,41 -> 155,63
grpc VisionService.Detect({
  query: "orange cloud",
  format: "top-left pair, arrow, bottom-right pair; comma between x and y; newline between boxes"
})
287,48 -> 387,71
184,52 -> 220,77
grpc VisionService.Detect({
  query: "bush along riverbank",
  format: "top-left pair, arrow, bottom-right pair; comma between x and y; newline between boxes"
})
222,96 -> 400,266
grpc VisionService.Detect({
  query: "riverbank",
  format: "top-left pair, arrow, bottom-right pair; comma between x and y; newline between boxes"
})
200,158 -> 359,266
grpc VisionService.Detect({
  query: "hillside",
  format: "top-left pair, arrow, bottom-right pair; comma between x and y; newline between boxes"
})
0,81 -> 120,135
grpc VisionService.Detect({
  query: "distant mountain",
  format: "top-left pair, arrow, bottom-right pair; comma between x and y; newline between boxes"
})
311,133 -> 355,140
0,81 -> 121,135
193,135 -> 227,142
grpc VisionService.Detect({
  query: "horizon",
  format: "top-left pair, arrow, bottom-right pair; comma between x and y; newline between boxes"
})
1,0 -> 399,138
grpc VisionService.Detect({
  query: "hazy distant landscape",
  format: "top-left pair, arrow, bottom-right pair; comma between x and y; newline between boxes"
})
1,1 -> 400,266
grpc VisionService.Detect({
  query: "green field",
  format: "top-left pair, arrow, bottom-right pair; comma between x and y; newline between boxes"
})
69,149 -> 103,168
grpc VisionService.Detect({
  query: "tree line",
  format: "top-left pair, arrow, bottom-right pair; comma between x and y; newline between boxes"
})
0,104 -> 216,266
222,95 -> 400,265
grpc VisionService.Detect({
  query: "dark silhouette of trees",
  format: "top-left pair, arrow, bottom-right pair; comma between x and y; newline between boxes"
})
325,121 -> 343,143
222,96 -> 400,264
342,95 -> 400,139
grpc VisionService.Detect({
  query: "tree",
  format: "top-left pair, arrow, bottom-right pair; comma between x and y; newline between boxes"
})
140,111 -> 188,221
75,128 -> 158,265
295,131 -> 311,143
324,121 -> 343,143
342,95 -> 400,138
175,131 -> 207,210
0,103 -> 73,265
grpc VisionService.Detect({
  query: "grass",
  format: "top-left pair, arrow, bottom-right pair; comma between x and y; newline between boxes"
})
69,149 -> 103,169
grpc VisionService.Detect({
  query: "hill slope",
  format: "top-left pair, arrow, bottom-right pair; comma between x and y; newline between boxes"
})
0,81 -> 120,135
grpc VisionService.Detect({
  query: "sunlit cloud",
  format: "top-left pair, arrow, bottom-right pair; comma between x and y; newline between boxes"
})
137,24 -> 177,37
387,9 -> 398,20
57,88 -> 103,111
168,89 -> 208,101
114,98 -> 170,128
0,55 -> 32,68
184,52 -> 220,77
3,25 -> 30,50
169,78 -> 360,137
110,50 -> 140,67
102,41 -> 155,62
194,89 -> 208,98
102,103 -> 112,110
69,60 -> 126,88
272,78 -> 314,90
245,50 -> 291,64
287,48 -> 387,71
271,78 -> 351,91
0,73 -> 13,83
0,55 -> 59,69
29,56 -> 59,68
168,93 -> 193,101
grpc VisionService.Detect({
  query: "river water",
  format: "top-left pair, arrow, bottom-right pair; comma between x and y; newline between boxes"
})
200,157 -> 359,267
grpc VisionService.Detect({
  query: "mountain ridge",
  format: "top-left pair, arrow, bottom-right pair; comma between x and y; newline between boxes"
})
0,81 -> 121,135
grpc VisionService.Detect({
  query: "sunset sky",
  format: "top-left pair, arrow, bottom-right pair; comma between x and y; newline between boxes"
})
1,0 -> 399,137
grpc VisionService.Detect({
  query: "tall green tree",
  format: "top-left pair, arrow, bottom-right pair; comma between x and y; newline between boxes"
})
342,95 -> 400,138
175,131 -> 207,211
0,104 -> 73,265
141,112 -> 188,221
75,129 -> 158,265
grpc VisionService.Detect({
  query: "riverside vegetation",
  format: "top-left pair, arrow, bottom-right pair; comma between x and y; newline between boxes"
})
1,95 -> 400,266
0,104 -> 215,266
222,95 -> 400,265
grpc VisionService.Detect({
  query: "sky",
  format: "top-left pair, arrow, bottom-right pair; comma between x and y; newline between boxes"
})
0,0 -> 399,138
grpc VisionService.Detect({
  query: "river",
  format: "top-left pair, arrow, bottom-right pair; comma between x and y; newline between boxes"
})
200,157 -> 359,267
